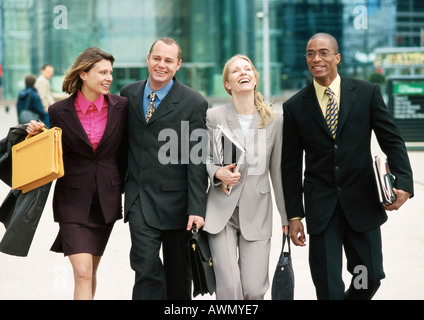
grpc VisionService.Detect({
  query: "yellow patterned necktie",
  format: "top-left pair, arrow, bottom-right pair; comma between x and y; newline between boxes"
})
145,92 -> 156,123
325,87 -> 338,139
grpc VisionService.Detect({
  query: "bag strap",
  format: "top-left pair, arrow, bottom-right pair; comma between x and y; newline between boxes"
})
282,233 -> 291,254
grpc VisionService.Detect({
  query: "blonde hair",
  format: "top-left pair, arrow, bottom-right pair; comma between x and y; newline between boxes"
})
222,54 -> 274,128
62,47 -> 115,94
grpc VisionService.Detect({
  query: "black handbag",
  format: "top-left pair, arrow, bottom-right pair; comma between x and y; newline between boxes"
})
188,224 -> 216,297
271,233 -> 295,300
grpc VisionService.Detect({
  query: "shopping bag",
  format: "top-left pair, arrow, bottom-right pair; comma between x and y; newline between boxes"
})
12,127 -> 64,193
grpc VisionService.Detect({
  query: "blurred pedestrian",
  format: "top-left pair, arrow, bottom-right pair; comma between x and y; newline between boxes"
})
35,64 -> 67,111
17,75 -> 48,124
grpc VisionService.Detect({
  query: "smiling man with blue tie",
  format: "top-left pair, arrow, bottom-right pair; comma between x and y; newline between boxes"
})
282,33 -> 414,300
120,38 -> 208,300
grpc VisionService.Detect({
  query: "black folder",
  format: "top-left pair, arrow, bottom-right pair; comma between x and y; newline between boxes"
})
215,125 -> 246,195
374,155 -> 397,206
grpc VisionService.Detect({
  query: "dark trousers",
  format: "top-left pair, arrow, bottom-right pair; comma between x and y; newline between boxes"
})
128,197 -> 192,300
309,203 -> 386,300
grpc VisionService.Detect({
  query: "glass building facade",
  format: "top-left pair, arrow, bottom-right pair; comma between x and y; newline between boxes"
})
396,0 -> 424,47
1,0 -> 422,101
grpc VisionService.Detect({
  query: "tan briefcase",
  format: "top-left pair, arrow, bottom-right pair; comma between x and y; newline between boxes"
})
12,127 -> 64,193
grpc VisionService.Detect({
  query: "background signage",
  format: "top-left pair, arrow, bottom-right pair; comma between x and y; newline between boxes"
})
388,77 -> 424,142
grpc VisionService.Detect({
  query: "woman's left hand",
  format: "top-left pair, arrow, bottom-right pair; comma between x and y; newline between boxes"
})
26,120 -> 45,135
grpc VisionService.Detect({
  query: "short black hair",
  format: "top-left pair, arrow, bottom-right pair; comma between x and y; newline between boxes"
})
25,74 -> 37,87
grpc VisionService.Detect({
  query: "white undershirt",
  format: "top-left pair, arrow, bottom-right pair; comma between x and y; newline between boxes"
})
237,114 -> 253,137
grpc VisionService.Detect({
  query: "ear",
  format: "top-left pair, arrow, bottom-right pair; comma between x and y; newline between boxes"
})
224,81 -> 231,91
176,59 -> 182,72
79,71 -> 87,81
335,53 -> 341,65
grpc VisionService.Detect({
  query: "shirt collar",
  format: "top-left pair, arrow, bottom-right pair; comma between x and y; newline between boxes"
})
313,74 -> 341,100
144,78 -> 174,103
76,90 -> 106,114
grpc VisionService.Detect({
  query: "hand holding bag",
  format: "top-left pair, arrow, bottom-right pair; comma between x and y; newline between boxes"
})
12,127 -> 64,193
188,224 -> 216,297
271,233 -> 295,300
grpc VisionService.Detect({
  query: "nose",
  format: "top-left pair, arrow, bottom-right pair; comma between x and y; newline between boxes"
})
157,59 -> 165,68
312,52 -> 322,61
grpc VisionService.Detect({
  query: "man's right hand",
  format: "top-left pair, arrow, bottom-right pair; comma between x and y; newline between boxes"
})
289,219 -> 306,247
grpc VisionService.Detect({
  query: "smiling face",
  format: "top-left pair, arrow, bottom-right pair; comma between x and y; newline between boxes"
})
147,40 -> 182,91
79,59 -> 113,101
224,57 -> 258,96
306,35 -> 341,87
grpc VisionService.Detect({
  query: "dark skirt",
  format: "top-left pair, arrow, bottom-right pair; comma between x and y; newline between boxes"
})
50,193 -> 114,257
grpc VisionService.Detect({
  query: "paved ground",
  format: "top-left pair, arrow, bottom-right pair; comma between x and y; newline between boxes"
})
1,103 -> 423,300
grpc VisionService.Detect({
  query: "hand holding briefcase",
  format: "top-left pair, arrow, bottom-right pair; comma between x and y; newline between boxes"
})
12,127 -> 64,193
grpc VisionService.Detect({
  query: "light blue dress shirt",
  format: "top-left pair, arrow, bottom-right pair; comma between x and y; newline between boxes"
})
143,79 -> 175,116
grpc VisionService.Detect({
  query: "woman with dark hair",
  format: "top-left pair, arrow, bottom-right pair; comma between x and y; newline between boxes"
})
27,47 -> 128,299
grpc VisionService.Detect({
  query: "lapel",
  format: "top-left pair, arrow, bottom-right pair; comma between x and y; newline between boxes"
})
128,80 -> 147,125
95,94 -> 123,151
128,79 -> 178,126
56,94 -> 93,148
226,103 -> 244,147
302,83 -> 333,139
225,103 -> 261,148
56,94 -> 124,153
302,78 -> 357,139
337,77 -> 356,135
147,79 -> 178,125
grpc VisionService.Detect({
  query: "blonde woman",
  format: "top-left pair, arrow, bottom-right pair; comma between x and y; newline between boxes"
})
204,55 -> 288,300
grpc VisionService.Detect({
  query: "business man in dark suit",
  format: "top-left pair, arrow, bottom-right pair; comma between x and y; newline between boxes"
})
120,38 -> 208,300
282,33 -> 414,300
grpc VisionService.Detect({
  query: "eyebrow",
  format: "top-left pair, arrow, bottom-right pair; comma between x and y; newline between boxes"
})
152,54 -> 175,61
306,48 -> 330,52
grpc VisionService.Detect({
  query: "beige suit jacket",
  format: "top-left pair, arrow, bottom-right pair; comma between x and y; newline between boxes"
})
35,75 -> 55,111
35,75 -> 67,111
204,104 -> 288,241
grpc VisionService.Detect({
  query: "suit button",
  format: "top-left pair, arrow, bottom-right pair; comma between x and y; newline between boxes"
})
337,187 -> 342,192
334,144 -> 339,150
335,166 -> 339,171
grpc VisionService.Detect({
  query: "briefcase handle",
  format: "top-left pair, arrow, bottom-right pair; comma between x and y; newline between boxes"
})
26,121 -> 48,139
191,224 -> 199,236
